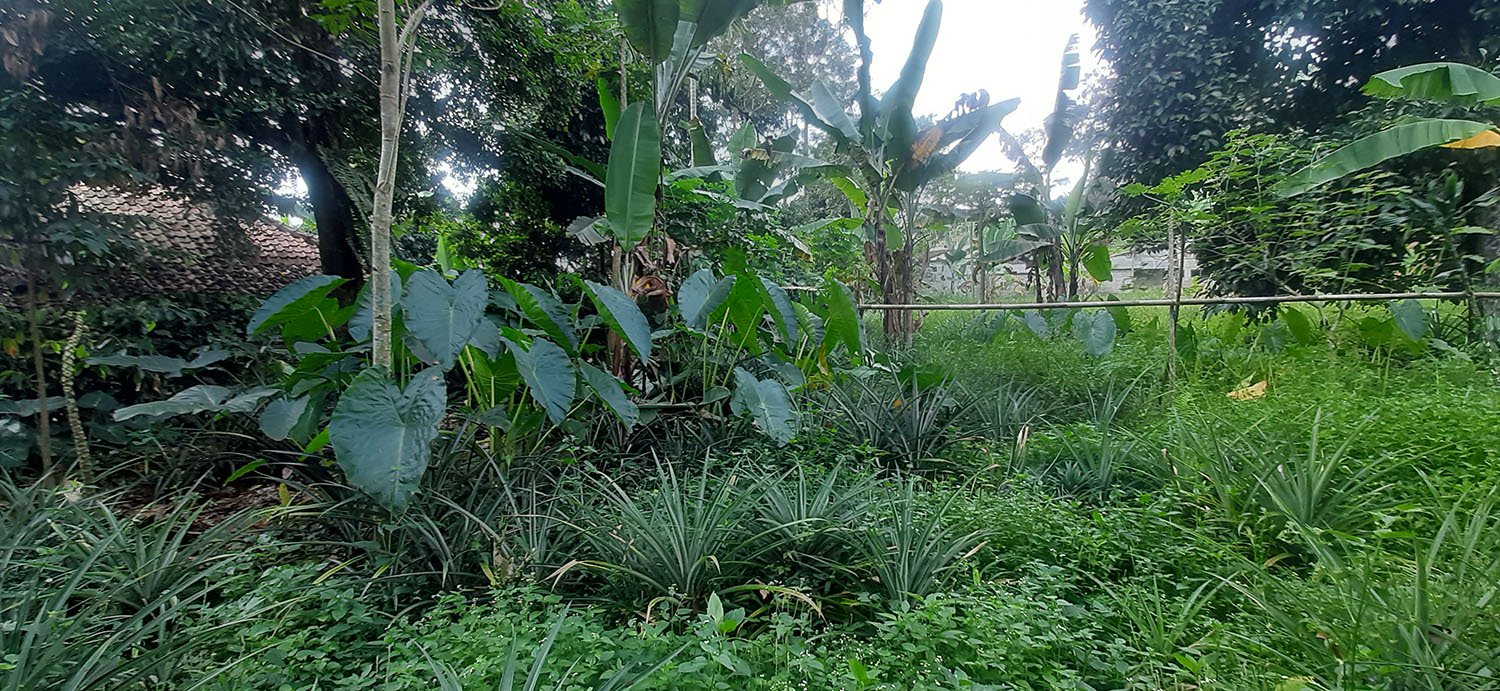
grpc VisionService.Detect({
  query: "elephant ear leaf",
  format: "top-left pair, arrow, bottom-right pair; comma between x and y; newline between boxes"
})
817,278 -> 864,364
403,269 -> 488,371
754,277 -> 798,345
1391,299 -> 1427,341
730,368 -> 797,445
503,279 -> 579,354
504,338 -> 577,424
580,362 -> 639,428
329,368 -> 447,512
1072,310 -> 1117,356
247,275 -> 347,337
583,280 -> 653,361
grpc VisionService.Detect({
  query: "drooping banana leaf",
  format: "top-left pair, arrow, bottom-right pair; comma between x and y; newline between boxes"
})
1275,119 -> 1497,197
614,0 -> 679,64
605,102 -> 662,250
1363,62 -> 1500,106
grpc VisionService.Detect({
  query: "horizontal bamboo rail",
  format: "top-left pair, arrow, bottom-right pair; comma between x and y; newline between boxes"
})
853,291 -> 1500,312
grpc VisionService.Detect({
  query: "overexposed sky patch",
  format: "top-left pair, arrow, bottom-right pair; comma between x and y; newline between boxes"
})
860,0 -> 1097,175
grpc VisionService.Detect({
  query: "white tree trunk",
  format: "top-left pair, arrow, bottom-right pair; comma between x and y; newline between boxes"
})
370,0 -> 400,369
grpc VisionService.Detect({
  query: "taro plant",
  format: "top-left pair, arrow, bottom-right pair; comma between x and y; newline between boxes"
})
669,266 -> 868,445
116,264 -> 652,512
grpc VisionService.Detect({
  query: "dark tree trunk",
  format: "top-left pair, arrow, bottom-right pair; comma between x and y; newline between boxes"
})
287,137 -> 364,283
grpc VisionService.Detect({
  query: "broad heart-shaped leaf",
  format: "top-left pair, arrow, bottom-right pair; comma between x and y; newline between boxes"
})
113,385 -> 276,422
580,362 -> 639,428
1391,299 -> 1428,341
503,338 -> 577,424
613,0 -> 678,63
1365,62 -> 1500,106
0,418 -> 30,469
730,368 -> 797,445
259,396 -> 310,441
502,279 -> 579,353
1022,310 -> 1051,339
350,270 -> 402,342
754,277 -> 798,345
677,268 -> 718,328
1072,310 -> 1117,356
817,278 -> 864,364
329,368 -> 447,512
1281,307 -> 1317,345
114,385 -> 230,422
583,280 -> 653,362
1275,119 -> 1496,197
466,347 -> 521,403
606,102 -> 661,251
1081,245 -> 1112,283
87,349 -> 229,378
403,269 -> 489,371
717,273 -> 767,354
247,275 -> 347,337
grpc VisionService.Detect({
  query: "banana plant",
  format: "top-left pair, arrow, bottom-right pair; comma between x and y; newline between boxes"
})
605,0 -> 820,255
993,34 -> 1111,301
742,0 -> 1018,338
1276,62 -> 1500,197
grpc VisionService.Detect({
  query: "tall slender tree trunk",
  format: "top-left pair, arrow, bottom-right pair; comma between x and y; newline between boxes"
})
370,0 -> 403,369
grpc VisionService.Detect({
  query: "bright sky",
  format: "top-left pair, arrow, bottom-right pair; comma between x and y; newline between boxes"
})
861,0 -> 1097,175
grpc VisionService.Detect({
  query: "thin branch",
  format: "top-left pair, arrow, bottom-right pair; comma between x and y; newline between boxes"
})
217,0 -> 376,86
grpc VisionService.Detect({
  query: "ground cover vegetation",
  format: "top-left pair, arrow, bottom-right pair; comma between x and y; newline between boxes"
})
3,0 -> 1500,689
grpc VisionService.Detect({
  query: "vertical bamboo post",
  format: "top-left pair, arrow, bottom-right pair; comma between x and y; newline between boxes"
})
1165,220 -> 1182,389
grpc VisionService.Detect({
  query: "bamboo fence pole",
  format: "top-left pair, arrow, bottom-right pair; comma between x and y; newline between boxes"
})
849,291 -> 1500,311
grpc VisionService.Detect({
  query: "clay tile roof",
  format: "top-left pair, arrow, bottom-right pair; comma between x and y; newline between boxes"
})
6,186 -> 323,303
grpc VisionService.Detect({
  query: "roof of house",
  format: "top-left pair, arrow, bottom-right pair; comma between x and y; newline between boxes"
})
4,186 -> 322,303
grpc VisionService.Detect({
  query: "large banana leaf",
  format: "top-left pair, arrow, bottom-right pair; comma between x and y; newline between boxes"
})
1364,62 -> 1500,106
1041,34 -> 1081,171
1275,119 -> 1497,197
605,102 -> 661,250
615,0 -> 679,63
739,55 -> 859,146
877,0 -> 943,166
895,99 -> 1018,192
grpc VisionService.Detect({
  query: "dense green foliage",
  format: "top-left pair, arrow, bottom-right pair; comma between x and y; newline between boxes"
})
5,1 -> 1500,689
